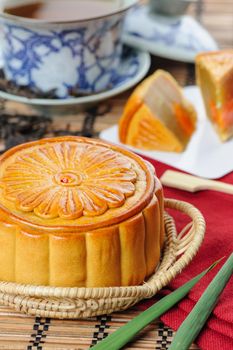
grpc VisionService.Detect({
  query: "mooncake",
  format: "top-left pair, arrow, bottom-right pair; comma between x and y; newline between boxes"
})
196,50 -> 233,141
119,70 -> 197,152
0,136 -> 164,288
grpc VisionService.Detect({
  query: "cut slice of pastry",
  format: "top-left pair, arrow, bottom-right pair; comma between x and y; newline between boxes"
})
125,104 -> 183,152
196,50 -> 233,141
119,69 -> 197,152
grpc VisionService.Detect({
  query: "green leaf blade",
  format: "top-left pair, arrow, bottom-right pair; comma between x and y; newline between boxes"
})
169,253 -> 233,350
91,259 -> 221,350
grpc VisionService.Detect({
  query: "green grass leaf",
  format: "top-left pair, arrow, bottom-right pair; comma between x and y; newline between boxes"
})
168,253 -> 233,350
91,258 -> 222,350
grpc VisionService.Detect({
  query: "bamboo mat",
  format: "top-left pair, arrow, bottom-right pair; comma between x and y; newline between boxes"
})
0,305 -> 199,350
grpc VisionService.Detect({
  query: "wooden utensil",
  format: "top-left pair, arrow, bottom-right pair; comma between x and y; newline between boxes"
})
160,170 -> 233,194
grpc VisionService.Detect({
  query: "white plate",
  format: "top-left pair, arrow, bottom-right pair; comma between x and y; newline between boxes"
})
123,5 -> 218,63
100,86 -> 233,179
0,47 -> 150,114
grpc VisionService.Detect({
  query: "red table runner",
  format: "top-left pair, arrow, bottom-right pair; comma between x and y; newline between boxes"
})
140,157 -> 233,350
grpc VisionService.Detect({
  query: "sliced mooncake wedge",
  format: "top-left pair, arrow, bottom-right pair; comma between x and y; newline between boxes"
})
196,50 -> 233,141
119,69 -> 197,152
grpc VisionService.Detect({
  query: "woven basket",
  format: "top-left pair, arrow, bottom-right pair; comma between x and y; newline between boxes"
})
0,198 -> 205,319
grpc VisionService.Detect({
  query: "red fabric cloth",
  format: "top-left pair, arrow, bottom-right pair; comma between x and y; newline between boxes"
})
138,157 -> 233,350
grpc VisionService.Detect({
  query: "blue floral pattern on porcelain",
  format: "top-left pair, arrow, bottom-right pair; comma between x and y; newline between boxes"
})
1,14 -> 126,98
123,5 -> 218,62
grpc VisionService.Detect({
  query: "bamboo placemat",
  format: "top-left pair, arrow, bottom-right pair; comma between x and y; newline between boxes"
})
0,305 -> 199,350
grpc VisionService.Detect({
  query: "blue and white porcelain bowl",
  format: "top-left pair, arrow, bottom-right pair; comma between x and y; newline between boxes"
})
0,0 -> 137,98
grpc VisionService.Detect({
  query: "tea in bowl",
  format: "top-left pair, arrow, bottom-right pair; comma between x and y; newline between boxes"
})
0,0 -> 137,98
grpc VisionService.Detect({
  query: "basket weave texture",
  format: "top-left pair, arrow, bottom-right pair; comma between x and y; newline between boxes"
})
0,198 -> 205,319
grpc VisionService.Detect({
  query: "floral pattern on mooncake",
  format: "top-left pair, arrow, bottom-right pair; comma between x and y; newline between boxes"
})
1,142 -> 137,219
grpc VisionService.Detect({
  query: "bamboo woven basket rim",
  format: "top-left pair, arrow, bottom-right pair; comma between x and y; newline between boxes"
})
0,198 -> 206,319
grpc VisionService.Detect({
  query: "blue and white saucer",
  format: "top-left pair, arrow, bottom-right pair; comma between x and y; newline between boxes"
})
0,46 -> 150,114
123,5 -> 218,63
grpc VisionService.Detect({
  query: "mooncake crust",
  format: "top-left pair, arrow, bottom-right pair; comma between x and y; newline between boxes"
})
119,70 -> 197,151
0,136 -> 155,232
196,50 -> 233,141
0,136 -> 164,288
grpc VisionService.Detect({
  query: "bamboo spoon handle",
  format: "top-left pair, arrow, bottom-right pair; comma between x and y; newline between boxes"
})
160,170 -> 233,194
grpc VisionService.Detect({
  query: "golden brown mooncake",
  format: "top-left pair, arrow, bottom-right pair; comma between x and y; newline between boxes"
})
119,69 -> 197,152
0,136 -> 164,288
196,50 -> 233,141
